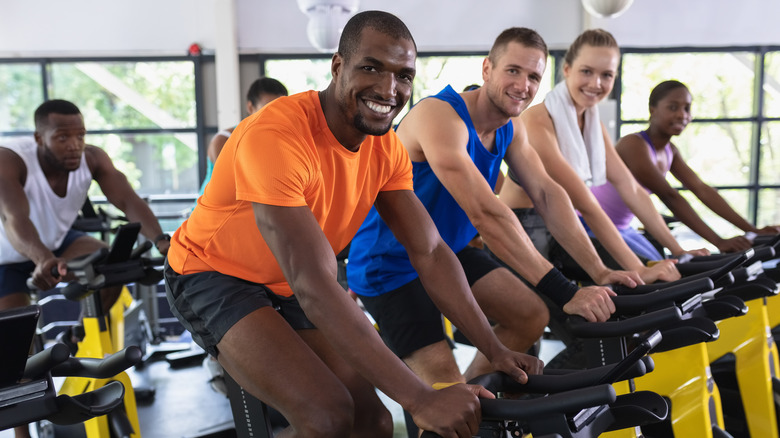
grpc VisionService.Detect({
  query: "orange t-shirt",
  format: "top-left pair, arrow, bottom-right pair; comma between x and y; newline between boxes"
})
168,90 -> 413,297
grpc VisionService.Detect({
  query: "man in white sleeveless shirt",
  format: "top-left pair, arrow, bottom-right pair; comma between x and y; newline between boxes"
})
0,98 -> 171,302
0,98 -> 170,437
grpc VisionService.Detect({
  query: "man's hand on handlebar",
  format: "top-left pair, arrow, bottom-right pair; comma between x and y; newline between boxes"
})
591,268 -> 642,288
488,349 -> 543,385
154,239 -> 170,256
408,384 -> 482,438
31,257 -> 68,290
563,286 -> 617,322
639,259 -> 680,283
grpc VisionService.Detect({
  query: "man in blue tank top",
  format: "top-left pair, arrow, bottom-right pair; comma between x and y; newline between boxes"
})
348,28 -> 644,385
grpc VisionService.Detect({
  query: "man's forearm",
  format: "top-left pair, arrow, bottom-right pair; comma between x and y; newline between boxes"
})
540,198 -> 613,280
298,280 -> 432,410
477,212 -> 551,285
123,199 -> 164,239
413,243 -> 506,361
4,217 -> 53,265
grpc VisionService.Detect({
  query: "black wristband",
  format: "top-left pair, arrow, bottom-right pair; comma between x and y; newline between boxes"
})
153,233 -> 171,245
535,268 -> 579,308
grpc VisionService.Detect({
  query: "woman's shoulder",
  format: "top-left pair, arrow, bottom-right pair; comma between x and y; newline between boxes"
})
521,102 -> 551,125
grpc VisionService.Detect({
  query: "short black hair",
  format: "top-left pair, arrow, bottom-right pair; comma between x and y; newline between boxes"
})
337,10 -> 416,62
246,77 -> 288,106
34,99 -> 81,130
649,80 -> 689,108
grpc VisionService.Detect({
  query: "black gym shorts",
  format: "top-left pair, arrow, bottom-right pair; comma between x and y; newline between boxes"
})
359,245 -> 501,359
164,261 -> 315,358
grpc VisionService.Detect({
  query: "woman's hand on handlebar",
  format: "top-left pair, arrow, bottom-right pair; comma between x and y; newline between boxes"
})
489,350 -> 543,385
755,225 -> 780,235
715,235 -> 754,253
31,257 -> 67,290
408,384 -> 482,438
563,286 -> 617,322
639,259 -> 680,283
673,247 -> 710,258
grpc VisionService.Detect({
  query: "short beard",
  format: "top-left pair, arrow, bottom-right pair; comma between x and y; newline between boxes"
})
486,86 -> 523,119
353,113 -> 392,136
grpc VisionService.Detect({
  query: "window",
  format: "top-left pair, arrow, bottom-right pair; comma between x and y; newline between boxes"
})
618,48 -> 780,231
261,52 -> 557,131
0,57 -> 204,231
0,63 -> 44,133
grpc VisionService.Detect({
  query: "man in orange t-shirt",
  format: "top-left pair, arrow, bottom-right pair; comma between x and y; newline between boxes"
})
165,10 -> 540,438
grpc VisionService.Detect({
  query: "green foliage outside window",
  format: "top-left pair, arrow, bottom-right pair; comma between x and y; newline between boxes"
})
0,63 -> 44,131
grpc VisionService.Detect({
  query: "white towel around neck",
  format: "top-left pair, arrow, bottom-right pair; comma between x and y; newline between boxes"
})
544,81 -> 606,187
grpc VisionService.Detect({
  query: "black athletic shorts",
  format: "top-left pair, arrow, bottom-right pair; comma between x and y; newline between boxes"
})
359,245 -> 501,359
164,261 -> 315,358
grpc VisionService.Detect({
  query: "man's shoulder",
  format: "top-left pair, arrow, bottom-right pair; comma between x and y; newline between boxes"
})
401,96 -> 461,132
0,136 -> 36,152
242,91 -> 319,136
0,137 -> 35,167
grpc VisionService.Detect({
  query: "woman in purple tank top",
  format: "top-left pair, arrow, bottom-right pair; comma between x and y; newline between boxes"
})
616,80 -> 780,253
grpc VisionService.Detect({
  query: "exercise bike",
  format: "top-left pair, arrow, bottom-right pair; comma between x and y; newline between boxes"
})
675,237 -> 780,438
551,254 -> 756,438
0,305 -> 142,436
31,222 -> 164,438
418,328 -> 670,438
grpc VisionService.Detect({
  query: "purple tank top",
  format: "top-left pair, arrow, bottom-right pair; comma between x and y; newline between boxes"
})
590,131 -> 672,229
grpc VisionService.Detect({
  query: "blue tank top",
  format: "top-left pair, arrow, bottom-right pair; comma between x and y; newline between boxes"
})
347,85 -> 513,296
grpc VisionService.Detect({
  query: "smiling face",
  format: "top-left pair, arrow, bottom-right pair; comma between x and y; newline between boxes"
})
563,44 -> 619,111
35,112 -> 87,172
332,27 -> 416,141
650,86 -> 692,137
483,41 -> 546,118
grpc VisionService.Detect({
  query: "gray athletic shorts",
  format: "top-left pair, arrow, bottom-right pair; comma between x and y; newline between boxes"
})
164,261 -> 314,357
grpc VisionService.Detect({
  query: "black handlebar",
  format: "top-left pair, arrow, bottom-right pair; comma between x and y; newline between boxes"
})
49,346 -> 143,379
610,277 -> 714,315
419,384 -> 617,438
566,306 -> 681,338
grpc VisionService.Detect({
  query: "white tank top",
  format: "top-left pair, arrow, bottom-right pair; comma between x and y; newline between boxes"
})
0,137 -> 92,264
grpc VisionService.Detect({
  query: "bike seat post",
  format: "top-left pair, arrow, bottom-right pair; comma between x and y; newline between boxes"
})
223,371 -> 274,438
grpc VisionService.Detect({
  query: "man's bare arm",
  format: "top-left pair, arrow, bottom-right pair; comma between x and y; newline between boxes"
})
374,190 -> 542,378
251,201 -> 485,428
397,99 -> 552,285
87,146 -> 169,253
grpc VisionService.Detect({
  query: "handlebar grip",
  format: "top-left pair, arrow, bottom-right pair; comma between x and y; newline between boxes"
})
50,346 -> 143,378
567,306 -> 681,338
482,384 -> 616,421
611,277 -> 714,314
23,343 -> 71,379
26,265 -> 64,291
130,240 -> 153,260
